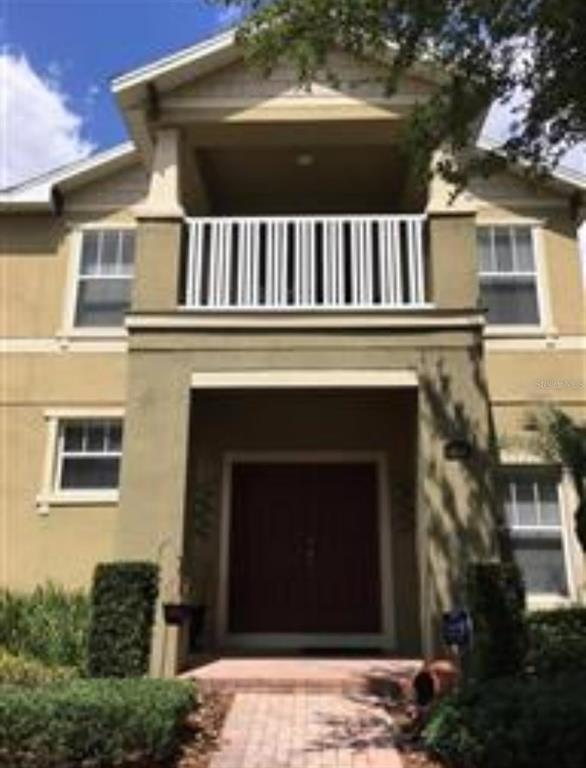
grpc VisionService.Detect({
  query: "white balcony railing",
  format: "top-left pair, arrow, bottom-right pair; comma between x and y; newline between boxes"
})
183,214 -> 428,311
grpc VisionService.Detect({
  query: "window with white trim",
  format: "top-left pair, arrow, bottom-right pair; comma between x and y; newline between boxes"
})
74,230 -> 135,327
503,471 -> 569,597
477,226 -> 540,325
56,420 -> 123,491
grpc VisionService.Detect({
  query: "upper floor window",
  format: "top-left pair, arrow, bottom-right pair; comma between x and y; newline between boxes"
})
56,419 -> 123,491
503,471 -> 569,598
477,226 -> 540,326
74,229 -> 135,327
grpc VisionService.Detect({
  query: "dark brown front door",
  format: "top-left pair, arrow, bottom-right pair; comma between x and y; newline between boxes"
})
229,462 -> 381,634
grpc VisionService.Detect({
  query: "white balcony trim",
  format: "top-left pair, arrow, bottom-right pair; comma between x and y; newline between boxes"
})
127,310 -> 482,331
183,214 -> 429,313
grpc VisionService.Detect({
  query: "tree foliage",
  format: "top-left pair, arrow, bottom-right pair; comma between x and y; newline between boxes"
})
216,0 -> 586,184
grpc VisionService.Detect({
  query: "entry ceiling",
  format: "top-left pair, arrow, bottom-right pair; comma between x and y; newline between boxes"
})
197,145 -> 412,215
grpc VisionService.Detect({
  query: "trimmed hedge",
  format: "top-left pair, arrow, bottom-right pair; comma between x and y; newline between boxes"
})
0,584 -> 89,670
423,672 -> 586,768
527,607 -> 586,679
0,650 -> 75,686
466,562 -> 527,680
0,678 -> 196,767
88,562 -> 159,678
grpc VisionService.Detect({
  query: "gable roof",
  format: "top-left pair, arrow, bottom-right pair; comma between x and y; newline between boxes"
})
112,29 -> 238,100
111,28 -> 449,158
0,142 -> 138,211
112,29 -> 240,158
477,136 -> 586,195
1,29 -> 584,212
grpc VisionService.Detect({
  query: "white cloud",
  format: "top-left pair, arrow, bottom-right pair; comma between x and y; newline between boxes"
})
0,51 -> 94,189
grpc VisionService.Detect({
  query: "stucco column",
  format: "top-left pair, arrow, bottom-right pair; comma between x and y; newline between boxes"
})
119,128 -> 192,675
116,355 -> 192,676
132,218 -> 184,312
131,128 -> 187,314
417,347 -> 499,655
428,212 -> 478,310
137,128 -> 185,220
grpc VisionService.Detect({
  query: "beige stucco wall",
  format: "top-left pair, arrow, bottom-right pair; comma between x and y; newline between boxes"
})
1,216 -> 65,337
116,322 -> 497,670
0,349 -> 126,589
1,403 -> 119,589
0,165 -> 145,591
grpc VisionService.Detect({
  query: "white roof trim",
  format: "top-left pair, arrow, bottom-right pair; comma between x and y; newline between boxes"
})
112,29 -> 237,98
112,28 -> 444,102
477,136 -> 586,193
0,142 -> 137,209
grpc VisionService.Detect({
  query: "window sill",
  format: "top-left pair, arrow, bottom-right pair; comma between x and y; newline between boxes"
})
484,325 -> 547,338
55,328 -> 128,352
36,491 -> 119,515
526,594 -> 574,611
57,327 -> 128,340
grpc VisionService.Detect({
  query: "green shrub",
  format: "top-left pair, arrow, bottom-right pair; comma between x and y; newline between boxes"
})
527,607 -> 586,678
0,678 -> 196,767
0,650 -> 75,686
0,584 -> 89,670
88,562 -> 159,678
424,672 -> 586,768
466,561 -> 527,680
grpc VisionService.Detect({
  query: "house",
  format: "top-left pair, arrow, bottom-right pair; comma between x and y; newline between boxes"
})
1,30 -> 585,676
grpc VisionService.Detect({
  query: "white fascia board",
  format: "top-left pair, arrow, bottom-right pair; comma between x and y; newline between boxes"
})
112,28 -> 445,103
112,29 -> 237,102
0,143 -> 137,209
477,136 -> 586,194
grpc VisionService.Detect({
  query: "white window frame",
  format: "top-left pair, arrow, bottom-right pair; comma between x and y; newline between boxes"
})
36,408 -> 124,514
502,467 -> 575,607
477,222 -> 551,337
60,224 -> 136,339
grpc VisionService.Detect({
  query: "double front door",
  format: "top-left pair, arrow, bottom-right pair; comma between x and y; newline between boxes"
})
228,462 -> 382,635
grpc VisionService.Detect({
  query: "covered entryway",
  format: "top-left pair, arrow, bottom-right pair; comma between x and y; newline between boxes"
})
228,461 -> 381,636
184,384 -> 421,656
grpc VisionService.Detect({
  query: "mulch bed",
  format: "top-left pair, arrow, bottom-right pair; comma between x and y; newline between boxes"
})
176,692 -> 233,768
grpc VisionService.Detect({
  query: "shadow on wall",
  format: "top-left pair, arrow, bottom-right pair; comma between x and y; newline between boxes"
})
420,342 -> 513,646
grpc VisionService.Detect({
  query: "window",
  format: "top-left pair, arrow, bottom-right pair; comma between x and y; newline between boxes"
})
56,420 -> 123,491
74,229 -> 135,327
503,472 -> 569,597
477,226 -> 540,325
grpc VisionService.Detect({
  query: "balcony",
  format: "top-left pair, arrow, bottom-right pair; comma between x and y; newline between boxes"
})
183,214 -> 430,311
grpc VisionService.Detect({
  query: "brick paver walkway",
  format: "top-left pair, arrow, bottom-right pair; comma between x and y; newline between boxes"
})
210,691 -> 403,768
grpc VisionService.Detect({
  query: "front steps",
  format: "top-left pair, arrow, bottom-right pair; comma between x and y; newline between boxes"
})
181,657 -> 422,697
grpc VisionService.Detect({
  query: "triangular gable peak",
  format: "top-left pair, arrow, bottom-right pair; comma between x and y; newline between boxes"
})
163,49 -> 435,105
113,31 -> 442,159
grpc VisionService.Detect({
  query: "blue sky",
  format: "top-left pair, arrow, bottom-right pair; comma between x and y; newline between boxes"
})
1,0 -> 238,153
